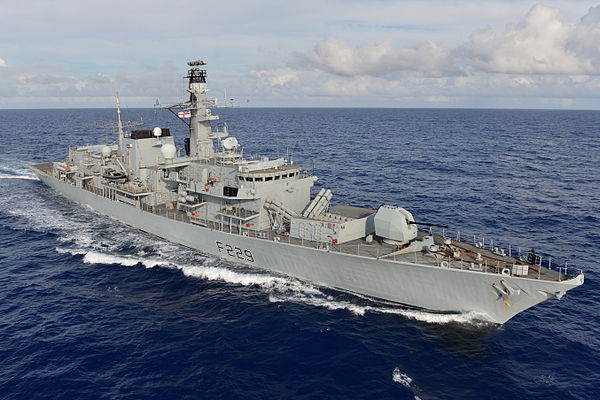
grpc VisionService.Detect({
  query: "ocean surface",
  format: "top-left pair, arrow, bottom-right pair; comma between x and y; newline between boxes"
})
0,107 -> 598,400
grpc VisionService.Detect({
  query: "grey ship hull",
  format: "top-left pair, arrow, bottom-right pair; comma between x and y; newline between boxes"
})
34,170 -> 584,324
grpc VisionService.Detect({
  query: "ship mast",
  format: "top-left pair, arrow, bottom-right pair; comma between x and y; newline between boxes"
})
116,93 -> 124,152
186,60 -> 218,159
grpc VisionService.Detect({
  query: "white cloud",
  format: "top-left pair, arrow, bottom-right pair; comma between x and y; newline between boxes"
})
3,1 -> 600,108
247,4 -> 600,108
0,61 -> 185,108
261,4 -> 600,81
512,76 -> 533,86
252,68 -> 299,86
424,96 -> 450,103
456,4 -> 600,74
294,37 -> 457,77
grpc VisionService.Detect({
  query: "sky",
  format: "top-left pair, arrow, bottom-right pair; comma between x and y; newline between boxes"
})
2,0 -> 600,109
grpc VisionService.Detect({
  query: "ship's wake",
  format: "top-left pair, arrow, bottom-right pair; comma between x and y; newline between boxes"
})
0,174 -> 38,180
0,158 -> 39,180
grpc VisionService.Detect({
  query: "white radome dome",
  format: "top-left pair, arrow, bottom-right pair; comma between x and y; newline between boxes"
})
222,136 -> 239,151
161,143 -> 177,160
101,146 -> 112,158
153,127 -> 162,137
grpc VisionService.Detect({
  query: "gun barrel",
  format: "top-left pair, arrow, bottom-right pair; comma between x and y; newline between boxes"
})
409,221 -> 449,229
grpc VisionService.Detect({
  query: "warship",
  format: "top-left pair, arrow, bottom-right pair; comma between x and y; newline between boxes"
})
30,60 -> 584,324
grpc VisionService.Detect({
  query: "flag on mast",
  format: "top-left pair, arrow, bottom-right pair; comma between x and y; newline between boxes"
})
177,110 -> 191,118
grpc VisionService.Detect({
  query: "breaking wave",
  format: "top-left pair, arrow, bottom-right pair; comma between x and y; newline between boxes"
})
0,173 -> 38,180
0,159 -> 38,180
56,248 -> 172,269
392,367 -> 413,388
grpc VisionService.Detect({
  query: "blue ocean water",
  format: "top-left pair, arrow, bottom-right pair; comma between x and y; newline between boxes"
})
0,107 -> 599,400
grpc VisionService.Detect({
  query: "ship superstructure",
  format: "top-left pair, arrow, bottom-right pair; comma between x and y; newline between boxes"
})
30,60 -> 584,324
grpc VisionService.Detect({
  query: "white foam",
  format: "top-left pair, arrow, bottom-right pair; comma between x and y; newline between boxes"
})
80,250 -> 170,268
269,292 -> 370,315
0,173 -> 38,180
534,374 -> 556,385
5,192 -> 158,254
180,263 -> 323,296
271,290 -> 488,325
182,263 -> 277,285
6,205 -> 92,243
55,247 -> 87,255
376,307 -> 490,326
0,158 -> 38,180
392,367 -> 413,388
58,242 -> 332,303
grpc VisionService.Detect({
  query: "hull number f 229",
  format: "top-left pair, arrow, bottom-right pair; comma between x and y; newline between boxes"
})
215,241 -> 255,263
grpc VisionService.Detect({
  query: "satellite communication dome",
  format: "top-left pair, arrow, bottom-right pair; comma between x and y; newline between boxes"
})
153,127 -> 162,137
101,146 -> 112,158
222,137 -> 239,151
161,143 -> 177,160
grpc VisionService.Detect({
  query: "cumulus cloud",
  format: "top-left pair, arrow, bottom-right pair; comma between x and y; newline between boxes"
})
248,4 -> 600,107
0,61 -> 183,108
257,4 -> 600,83
4,2 -> 600,108
252,68 -> 299,86
457,4 -> 600,74
293,37 -> 457,77
424,96 -> 450,103
9,71 -> 114,98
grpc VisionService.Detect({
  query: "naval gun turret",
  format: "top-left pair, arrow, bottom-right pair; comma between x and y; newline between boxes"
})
374,205 -> 418,245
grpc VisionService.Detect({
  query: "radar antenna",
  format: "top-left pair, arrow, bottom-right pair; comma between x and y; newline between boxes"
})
187,59 -> 207,66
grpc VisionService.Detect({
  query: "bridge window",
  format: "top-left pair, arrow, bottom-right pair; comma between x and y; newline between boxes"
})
223,186 -> 239,197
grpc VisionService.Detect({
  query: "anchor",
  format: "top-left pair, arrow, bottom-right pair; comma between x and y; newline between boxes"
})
492,279 -> 521,301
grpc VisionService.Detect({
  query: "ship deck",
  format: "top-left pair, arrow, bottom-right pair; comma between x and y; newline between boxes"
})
283,234 -> 565,281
